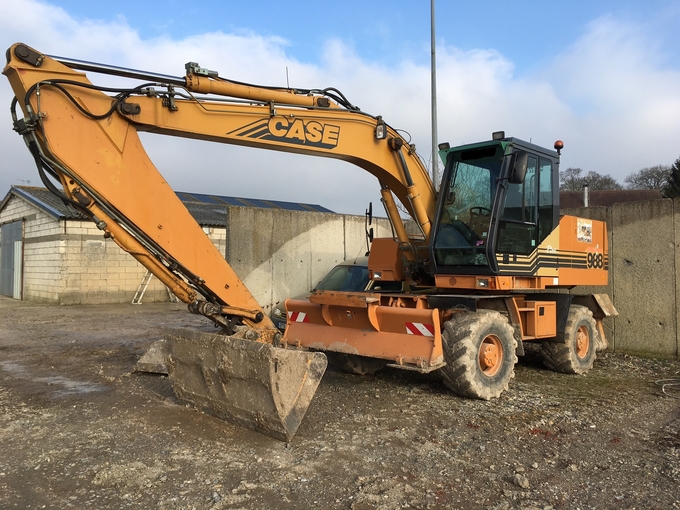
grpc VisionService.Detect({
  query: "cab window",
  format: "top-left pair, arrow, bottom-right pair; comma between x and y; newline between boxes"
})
497,155 -> 538,254
538,157 -> 554,243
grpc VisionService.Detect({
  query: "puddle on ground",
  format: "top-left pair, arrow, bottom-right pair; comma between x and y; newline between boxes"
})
0,360 -> 106,397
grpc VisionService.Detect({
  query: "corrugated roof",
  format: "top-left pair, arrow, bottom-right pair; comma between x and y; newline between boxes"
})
2,186 -> 89,220
179,191 -> 333,213
182,202 -> 228,227
1,186 -> 334,226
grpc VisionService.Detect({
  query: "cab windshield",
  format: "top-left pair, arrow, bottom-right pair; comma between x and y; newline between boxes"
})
434,145 -> 502,267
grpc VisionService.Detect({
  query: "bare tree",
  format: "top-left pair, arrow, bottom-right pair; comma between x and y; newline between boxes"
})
560,168 -> 623,191
624,165 -> 671,190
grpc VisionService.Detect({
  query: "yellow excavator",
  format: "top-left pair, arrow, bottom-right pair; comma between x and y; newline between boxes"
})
3,43 -> 617,441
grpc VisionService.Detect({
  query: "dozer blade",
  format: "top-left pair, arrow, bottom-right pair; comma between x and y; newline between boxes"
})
164,328 -> 327,441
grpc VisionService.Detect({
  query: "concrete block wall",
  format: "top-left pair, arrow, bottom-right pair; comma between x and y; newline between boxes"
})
58,222 -> 227,305
59,225 -> 164,305
565,198 -> 679,359
0,193 -> 199,304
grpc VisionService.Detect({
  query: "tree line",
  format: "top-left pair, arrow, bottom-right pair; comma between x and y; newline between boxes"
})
560,155 -> 680,198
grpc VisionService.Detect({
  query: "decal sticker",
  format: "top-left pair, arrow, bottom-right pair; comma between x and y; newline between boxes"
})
586,251 -> 604,269
288,311 -> 309,323
405,322 -> 435,337
229,117 -> 340,149
577,219 -> 592,243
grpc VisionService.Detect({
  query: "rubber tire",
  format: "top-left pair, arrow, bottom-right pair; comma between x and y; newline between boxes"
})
439,310 -> 517,400
326,353 -> 387,375
541,305 -> 597,375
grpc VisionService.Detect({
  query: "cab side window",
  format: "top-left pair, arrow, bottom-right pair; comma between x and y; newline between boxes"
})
538,158 -> 554,243
497,155 -> 538,254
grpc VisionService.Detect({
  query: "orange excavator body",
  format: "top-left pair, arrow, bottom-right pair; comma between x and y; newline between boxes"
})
3,43 -> 616,440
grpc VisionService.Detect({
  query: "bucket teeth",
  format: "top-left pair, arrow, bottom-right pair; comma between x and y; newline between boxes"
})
165,329 -> 327,441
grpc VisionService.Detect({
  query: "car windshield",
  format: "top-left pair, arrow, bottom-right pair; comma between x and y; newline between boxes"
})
315,264 -> 369,292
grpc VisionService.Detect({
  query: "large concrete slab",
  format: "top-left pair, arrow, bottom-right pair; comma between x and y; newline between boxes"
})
225,206 -> 396,317
226,207 -> 346,316
675,197 -> 680,359
611,199 -> 676,358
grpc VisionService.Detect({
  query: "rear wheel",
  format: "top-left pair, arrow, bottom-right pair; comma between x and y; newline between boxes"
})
440,310 -> 517,400
326,353 -> 387,375
541,305 -> 597,374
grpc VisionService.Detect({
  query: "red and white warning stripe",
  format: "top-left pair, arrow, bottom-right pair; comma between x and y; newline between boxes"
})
288,311 -> 309,323
405,322 -> 435,337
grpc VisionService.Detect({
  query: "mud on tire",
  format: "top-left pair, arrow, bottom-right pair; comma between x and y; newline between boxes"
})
439,310 -> 517,400
541,305 -> 597,375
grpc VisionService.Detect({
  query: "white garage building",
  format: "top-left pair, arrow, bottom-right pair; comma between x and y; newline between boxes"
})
0,185 -> 337,305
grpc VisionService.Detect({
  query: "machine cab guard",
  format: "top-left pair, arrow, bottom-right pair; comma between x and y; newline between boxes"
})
431,137 -> 561,276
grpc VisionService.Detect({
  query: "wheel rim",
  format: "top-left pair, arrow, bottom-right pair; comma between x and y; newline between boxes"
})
575,325 -> 590,359
478,334 -> 503,377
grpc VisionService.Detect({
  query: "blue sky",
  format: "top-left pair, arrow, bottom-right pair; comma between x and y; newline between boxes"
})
47,0 -> 680,70
1,0 -> 680,213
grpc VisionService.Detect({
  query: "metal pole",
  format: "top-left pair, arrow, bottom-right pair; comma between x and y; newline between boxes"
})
430,0 -> 439,189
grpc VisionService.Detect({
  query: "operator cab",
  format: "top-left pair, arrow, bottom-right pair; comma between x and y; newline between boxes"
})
431,133 -> 560,275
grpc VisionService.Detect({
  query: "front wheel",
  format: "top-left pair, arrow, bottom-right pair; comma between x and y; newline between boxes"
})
439,310 -> 517,400
541,305 -> 597,374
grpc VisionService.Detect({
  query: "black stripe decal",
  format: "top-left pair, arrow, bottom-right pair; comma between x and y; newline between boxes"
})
497,250 -> 608,274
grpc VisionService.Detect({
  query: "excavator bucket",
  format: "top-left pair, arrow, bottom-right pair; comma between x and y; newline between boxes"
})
164,329 -> 327,441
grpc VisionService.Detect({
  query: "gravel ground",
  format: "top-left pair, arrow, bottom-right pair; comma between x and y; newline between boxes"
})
0,297 -> 679,509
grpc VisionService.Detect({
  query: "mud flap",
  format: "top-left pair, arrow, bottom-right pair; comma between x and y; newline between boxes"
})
165,329 -> 327,441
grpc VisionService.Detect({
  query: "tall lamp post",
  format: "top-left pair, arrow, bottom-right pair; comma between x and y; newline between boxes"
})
430,0 -> 439,189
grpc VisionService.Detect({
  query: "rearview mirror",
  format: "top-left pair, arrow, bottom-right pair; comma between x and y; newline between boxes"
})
509,151 -> 528,184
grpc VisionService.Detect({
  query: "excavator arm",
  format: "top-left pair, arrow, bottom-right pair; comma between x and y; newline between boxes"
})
4,43 -> 436,338
3,43 -> 439,440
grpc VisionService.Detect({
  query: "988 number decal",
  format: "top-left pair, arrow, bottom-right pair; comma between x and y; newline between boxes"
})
587,252 -> 603,269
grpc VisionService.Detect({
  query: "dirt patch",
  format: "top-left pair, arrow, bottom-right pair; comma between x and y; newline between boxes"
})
0,297 -> 679,509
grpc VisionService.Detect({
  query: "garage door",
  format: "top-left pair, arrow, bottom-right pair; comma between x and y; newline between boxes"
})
0,220 -> 23,299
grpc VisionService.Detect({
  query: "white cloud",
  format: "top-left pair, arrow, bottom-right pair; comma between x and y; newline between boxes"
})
546,16 -> 680,174
1,0 -> 679,215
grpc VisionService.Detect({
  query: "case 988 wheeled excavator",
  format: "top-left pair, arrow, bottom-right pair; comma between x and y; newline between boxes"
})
4,43 -> 617,440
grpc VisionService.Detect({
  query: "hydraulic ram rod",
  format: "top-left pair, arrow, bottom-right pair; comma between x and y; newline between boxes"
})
47,54 -> 186,86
